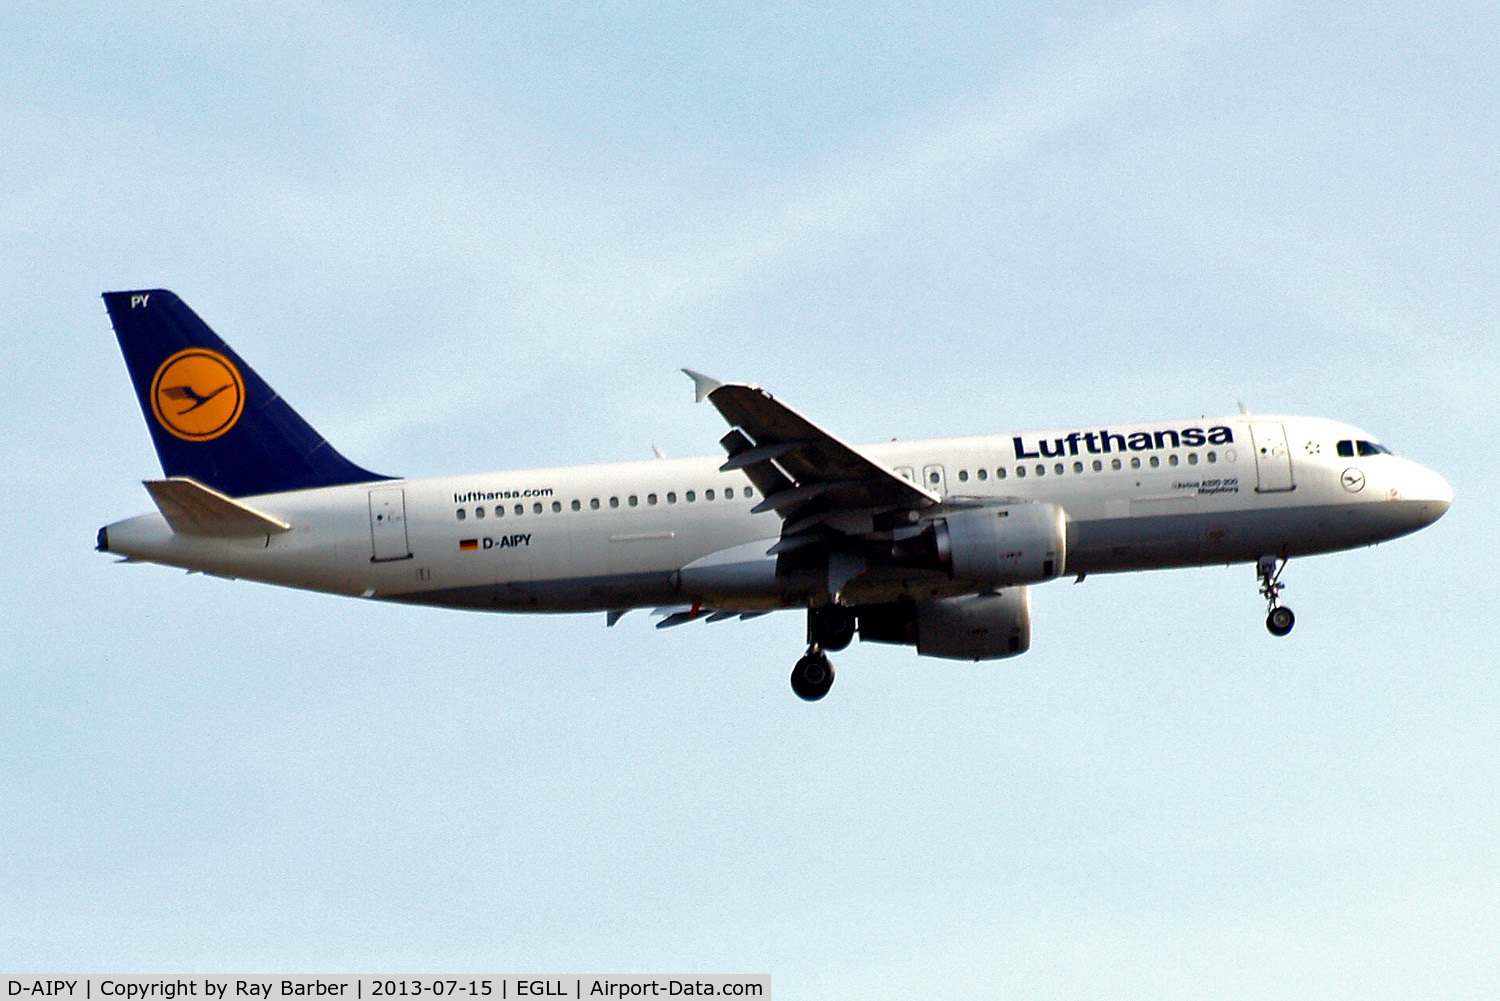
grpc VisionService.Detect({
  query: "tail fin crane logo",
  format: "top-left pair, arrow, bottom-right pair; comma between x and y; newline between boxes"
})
150,349 -> 245,441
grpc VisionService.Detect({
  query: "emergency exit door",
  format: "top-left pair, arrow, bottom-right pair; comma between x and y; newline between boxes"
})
369,487 -> 412,561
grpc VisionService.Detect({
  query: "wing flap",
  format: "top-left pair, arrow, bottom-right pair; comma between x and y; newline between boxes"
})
143,477 -> 292,537
719,428 -> 796,499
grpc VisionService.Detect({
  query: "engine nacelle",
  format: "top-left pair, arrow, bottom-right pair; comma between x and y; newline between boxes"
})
857,589 -> 1032,661
932,502 -> 1066,587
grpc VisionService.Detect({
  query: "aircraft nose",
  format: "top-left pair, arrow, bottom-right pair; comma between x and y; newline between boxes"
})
1431,472 -> 1453,516
1407,462 -> 1452,523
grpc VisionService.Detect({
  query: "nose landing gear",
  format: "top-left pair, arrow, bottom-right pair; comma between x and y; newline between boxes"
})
1258,555 -> 1295,636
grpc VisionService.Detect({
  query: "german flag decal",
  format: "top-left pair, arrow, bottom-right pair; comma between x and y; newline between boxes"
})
459,539 -> 479,551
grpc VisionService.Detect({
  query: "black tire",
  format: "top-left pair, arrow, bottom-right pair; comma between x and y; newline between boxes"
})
790,652 -> 835,701
1266,606 -> 1295,637
810,605 -> 856,652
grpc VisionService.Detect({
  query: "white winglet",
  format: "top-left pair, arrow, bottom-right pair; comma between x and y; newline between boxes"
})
682,368 -> 724,403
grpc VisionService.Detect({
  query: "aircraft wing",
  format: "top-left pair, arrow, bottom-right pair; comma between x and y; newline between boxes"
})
684,371 -> 939,554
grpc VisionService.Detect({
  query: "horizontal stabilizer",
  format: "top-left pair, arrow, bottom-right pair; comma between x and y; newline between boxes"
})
143,477 -> 292,537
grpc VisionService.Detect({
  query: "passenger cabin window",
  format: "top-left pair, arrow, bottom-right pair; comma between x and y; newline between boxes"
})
609,497 -> 619,508
958,470 -> 969,482
514,504 -> 524,516
997,468 -> 1007,479
533,502 -> 543,514
571,499 -> 581,511
475,507 -> 485,519
977,468 -> 988,481
705,489 -> 715,500
495,506 -> 504,517
590,499 -> 600,510
686,490 -> 696,502
456,509 -> 466,521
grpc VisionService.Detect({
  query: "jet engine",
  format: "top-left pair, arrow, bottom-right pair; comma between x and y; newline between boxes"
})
892,501 -> 1066,588
856,588 -> 1032,661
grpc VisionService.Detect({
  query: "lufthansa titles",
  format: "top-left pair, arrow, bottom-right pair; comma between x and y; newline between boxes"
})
1013,425 -> 1234,459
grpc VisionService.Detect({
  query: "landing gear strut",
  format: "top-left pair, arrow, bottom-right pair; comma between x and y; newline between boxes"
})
791,605 -> 853,701
790,647 -> 835,701
1257,555 -> 1295,636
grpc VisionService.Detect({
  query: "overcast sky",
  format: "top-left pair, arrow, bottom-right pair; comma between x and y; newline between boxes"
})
2,3 -> 1497,997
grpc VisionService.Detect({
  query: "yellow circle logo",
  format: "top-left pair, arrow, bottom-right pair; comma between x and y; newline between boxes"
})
150,348 -> 246,441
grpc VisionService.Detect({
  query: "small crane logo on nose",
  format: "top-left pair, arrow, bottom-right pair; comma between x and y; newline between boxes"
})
1341,468 -> 1366,493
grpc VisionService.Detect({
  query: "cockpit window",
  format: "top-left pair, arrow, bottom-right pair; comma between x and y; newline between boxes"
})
1339,439 -> 1391,457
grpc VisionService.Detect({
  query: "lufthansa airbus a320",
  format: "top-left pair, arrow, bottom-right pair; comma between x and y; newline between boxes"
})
97,290 -> 1452,700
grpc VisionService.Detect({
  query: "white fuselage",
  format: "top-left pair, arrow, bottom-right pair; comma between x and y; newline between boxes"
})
101,414 -> 1452,614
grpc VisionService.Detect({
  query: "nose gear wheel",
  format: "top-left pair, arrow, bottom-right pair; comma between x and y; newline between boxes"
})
1257,555 -> 1295,636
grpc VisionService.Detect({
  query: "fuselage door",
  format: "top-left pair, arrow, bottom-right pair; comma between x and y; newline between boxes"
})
1249,422 -> 1295,493
923,464 -> 947,497
369,487 -> 412,561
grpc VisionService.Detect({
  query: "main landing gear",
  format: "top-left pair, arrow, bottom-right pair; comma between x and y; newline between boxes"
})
1257,554 -> 1295,637
791,648 -> 835,701
791,605 -> 856,701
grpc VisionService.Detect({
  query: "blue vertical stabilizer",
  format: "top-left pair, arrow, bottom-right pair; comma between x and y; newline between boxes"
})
104,289 -> 392,497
